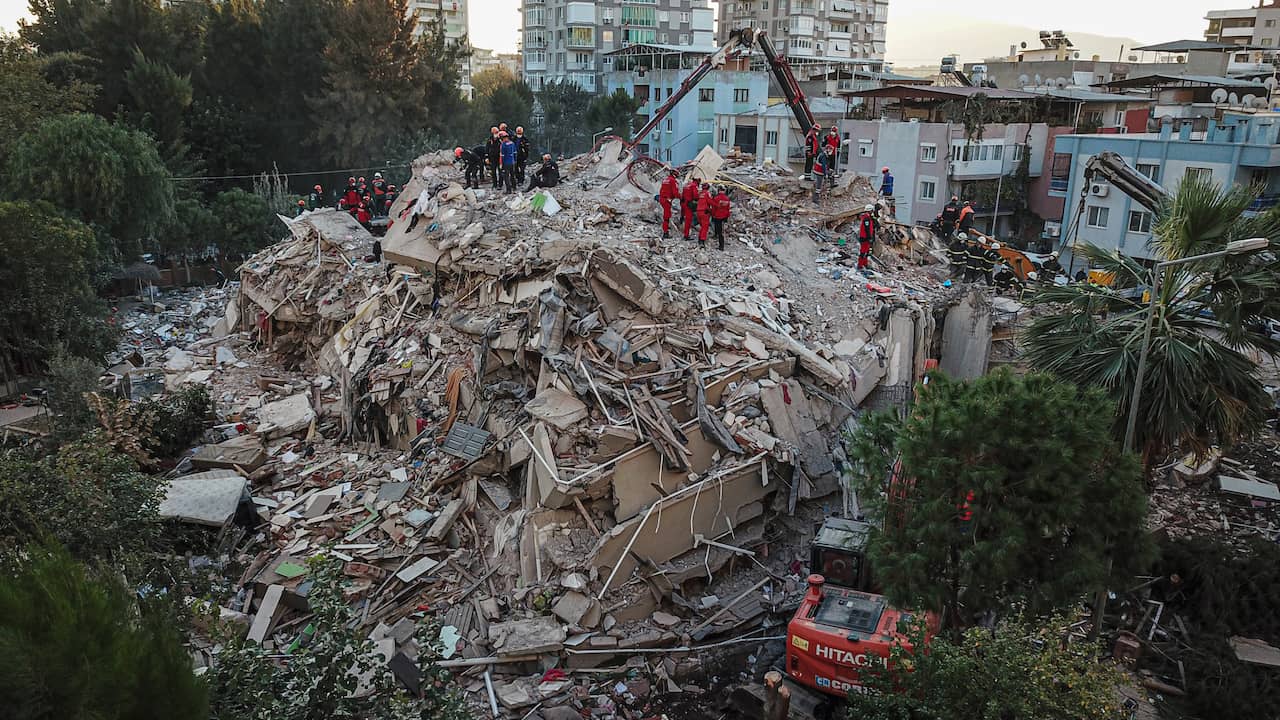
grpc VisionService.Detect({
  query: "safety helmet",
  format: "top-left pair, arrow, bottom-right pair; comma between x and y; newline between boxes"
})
881,167 -> 890,173
499,122 -> 508,130
490,126 -> 499,133
297,199 -> 305,206
668,168 -> 678,175
1027,271 -> 1038,280
499,131 -> 509,138
1050,251 -> 1060,259
516,126 -> 524,134
358,176 -> 365,183
950,195 -> 959,202
455,147 -> 464,157
348,176 -> 356,183
963,200 -> 972,206
389,184 -> 396,190
991,242 -> 1001,250
864,204 -> 874,211
313,184 -> 322,192
374,172 -> 382,179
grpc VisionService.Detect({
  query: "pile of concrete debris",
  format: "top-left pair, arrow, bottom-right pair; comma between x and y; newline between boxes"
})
158,146 -> 1005,717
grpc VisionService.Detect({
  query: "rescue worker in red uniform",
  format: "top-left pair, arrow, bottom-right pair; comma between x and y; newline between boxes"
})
681,176 -> 700,240
696,181 -> 713,248
342,177 -> 359,209
803,123 -> 821,178
710,186 -> 731,250
657,169 -> 680,239
356,201 -> 372,227
857,204 -> 877,270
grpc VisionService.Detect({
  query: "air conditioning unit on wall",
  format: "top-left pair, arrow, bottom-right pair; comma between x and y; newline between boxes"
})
1089,182 -> 1110,197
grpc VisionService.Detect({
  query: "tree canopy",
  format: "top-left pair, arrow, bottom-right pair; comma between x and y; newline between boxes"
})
847,369 -> 1150,628
586,88 -> 642,142
1024,175 -> 1280,463
5,112 -> 174,260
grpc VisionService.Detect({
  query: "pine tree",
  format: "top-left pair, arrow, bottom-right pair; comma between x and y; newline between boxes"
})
847,369 -> 1150,629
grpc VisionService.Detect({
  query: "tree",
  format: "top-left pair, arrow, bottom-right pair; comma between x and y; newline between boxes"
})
1024,175 -> 1280,465
207,556 -> 468,720
0,201 -> 114,371
482,80 -> 534,135
211,188 -> 275,259
471,65 -> 517,99
5,113 -> 174,261
123,48 -> 193,156
0,543 -> 209,720
0,32 -> 96,167
308,1 -> 465,168
586,88 -> 641,142
537,79 -> 593,157
846,615 -> 1125,720
847,369 -> 1149,629
0,437 -> 166,560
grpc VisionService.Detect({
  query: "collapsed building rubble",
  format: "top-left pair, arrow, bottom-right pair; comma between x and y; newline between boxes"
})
149,145 -> 1013,716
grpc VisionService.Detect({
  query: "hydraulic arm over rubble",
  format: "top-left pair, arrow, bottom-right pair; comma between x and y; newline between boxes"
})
630,28 -> 816,152
1082,151 -> 1169,213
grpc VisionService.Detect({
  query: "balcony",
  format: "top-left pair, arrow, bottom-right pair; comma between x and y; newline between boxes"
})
567,61 -> 595,72
830,0 -> 856,16
525,13 -> 545,27
566,2 -> 595,25
793,1 -> 818,15
567,35 -> 596,49
525,57 -> 547,71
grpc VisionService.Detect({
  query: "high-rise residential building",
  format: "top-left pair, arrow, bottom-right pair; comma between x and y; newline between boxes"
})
406,0 -> 473,95
717,0 -> 888,75
1205,1 -> 1280,72
520,0 -> 715,94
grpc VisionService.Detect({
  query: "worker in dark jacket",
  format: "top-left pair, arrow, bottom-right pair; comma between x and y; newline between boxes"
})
295,199 -> 307,217
456,146 -> 484,189
514,127 -> 531,184
308,184 -> 324,210
940,196 -> 960,232
657,169 -> 680,239
681,176 -> 700,240
964,239 -> 986,283
710,186 -> 731,250
856,204 -> 877,270
486,126 -> 501,188
1039,251 -> 1064,280
946,236 -> 967,277
981,242 -> 1002,285
526,154 -> 560,191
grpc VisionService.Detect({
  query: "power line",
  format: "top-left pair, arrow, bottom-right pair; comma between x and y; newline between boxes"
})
169,161 -> 418,182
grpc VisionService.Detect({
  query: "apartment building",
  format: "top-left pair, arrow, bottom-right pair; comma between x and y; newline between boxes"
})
716,0 -> 888,73
1050,113 -> 1280,266
406,0 -> 473,93
521,0 -> 714,94
714,97 -> 849,169
1204,2 -> 1280,72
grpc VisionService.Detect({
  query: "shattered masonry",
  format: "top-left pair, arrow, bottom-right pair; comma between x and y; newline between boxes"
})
149,142 -> 1018,715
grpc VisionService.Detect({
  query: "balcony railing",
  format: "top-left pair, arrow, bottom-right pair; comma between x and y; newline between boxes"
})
1049,178 -> 1069,192
1247,194 -> 1280,212
567,37 -> 595,49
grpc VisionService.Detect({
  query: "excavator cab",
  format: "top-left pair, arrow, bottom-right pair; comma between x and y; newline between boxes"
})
809,517 -> 873,592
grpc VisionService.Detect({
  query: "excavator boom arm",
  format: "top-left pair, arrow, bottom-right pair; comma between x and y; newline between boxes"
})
1082,151 -> 1169,213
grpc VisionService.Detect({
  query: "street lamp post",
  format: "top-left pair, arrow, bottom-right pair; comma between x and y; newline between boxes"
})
592,127 -> 614,146
1122,237 -> 1271,454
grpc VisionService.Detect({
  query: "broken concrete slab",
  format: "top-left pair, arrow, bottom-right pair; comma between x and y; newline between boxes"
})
1231,636 -> 1280,667
488,616 -> 567,656
760,379 -> 836,482
425,499 -> 465,543
247,584 -> 285,643
256,394 -> 316,438
1219,475 -> 1280,501
158,470 -> 247,528
552,591 -> 601,628
525,388 -> 589,430
495,681 -> 535,709
938,289 -> 992,380
191,434 -> 267,472
590,253 -> 665,317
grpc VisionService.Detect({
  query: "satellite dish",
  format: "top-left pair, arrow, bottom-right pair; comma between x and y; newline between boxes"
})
1073,51 -> 1081,59
1034,74 -> 1043,85
1018,73 -> 1030,85
1243,94 -> 1257,106
1055,77 -> 1069,89
1254,96 -> 1270,108
1229,92 -> 1240,105
1212,88 -> 1229,103
1021,41 -> 1027,49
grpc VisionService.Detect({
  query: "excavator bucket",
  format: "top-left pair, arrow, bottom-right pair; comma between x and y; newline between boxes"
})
996,247 -> 1038,281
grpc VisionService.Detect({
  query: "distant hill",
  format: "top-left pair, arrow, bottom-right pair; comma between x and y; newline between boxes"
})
886,17 -> 1145,69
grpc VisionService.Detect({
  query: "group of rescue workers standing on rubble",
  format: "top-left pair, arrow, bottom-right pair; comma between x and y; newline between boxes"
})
452,123 -> 561,195
296,173 -> 399,233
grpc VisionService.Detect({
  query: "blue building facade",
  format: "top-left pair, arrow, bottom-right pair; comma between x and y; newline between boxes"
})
603,63 -> 767,167
1050,112 -> 1280,265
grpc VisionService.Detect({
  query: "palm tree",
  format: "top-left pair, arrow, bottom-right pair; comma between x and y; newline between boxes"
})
1023,175 -> 1280,467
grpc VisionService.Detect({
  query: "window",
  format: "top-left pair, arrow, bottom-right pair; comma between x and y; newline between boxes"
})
1012,144 -> 1027,162
1127,210 -> 1152,233
1136,163 -> 1159,182
919,178 -> 937,202
601,8 -> 613,21
679,33 -> 689,44
977,145 -> 990,161
657,11 -> 668,23
621,6 -> 656,26
1113,111 -> 1125,127
762,0 -> 769,8
681,11 -> 690,23
766,130 -> 779,146
719,128 -> 729,143
665,118 -> 672,132
1267,19 -> 1276,27
1265,38 -> 1274,46
602,30 -> 614,43
1087,206 -> 1110,228
734,88 -> 750,102
858,139 -> 873,157
698,88 -> 715,102
919,143 -> 937,163
1185,166 -> 1213,182
992,144 -> 1004,161
624,28 -> 656,43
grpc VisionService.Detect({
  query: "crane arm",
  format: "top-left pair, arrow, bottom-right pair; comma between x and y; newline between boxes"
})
750,31 -> 817,131
630,30 -> 753,147
1082,151 -> 1169,213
